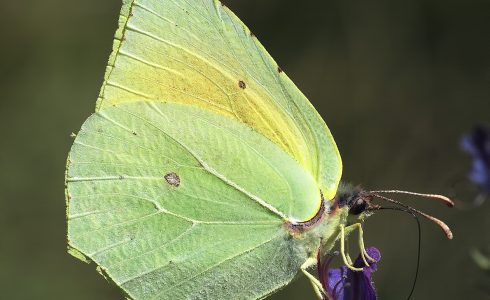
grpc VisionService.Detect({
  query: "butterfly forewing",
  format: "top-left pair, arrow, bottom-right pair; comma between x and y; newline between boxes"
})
97,0 -> 342,200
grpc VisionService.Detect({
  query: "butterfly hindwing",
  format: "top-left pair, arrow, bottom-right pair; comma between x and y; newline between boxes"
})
67,102 -> 317,299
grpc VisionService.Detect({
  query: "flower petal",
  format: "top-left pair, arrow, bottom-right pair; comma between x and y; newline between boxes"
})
318,247 -> 381,300
461,125 -> 490,193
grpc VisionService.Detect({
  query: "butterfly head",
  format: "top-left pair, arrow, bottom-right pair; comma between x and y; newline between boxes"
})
334,183 -> 378,224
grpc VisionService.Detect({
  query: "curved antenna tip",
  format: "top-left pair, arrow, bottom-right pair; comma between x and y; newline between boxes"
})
433,217 -> 453,240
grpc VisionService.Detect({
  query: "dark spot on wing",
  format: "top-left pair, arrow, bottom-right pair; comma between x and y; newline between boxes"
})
132,132 -> 137,136
164,172 -> 181,187
278,66 -> 283,73
238,80 -> 246,89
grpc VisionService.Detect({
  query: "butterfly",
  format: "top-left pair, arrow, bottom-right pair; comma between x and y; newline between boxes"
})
65,1 -> 453,299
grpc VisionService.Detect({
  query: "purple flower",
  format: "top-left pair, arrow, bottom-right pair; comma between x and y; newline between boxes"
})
318,247 -> 381,300
461,125 -> 490,193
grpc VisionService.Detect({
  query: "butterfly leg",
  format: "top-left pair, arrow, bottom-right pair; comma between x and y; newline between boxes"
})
339,224 -> 363,271
351,223 -> 375,265
301,257 -> 326,300
344,237 -> 353,265
342,223 -> 375,267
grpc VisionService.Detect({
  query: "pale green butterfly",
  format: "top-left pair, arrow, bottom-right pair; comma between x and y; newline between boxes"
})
66,0 -> 454,299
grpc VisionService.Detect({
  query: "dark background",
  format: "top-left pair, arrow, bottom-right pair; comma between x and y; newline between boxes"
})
1,0 -> 489,299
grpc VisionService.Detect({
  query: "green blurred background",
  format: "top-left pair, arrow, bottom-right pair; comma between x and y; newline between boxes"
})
1,0 -> 489,299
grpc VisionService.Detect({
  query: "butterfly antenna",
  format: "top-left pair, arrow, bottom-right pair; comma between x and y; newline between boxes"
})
376,207 -> 421,300
370,193 -> 453,240
369,190 -> 454,207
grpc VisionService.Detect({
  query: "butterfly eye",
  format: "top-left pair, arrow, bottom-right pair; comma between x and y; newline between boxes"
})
349,198 -> 368,215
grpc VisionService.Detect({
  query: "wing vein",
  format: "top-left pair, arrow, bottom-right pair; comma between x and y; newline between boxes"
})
118,104 -> 288,220
149,232 -> 284,299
